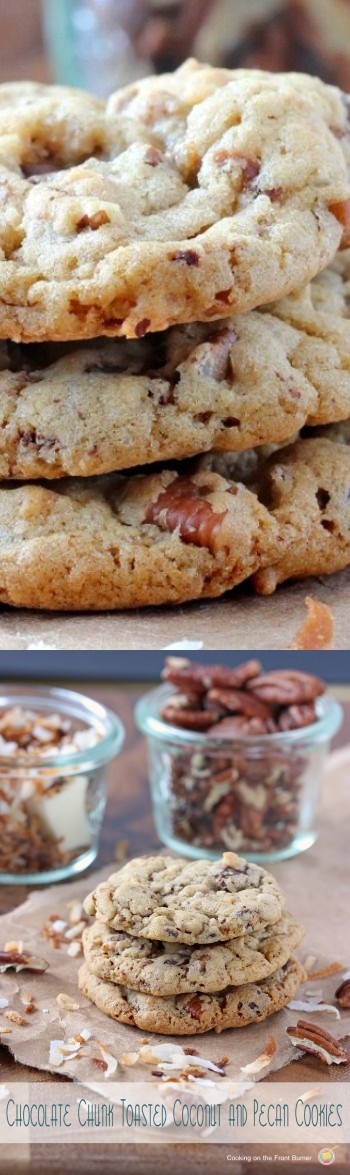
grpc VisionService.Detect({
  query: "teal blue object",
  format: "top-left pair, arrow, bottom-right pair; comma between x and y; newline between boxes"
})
41,0 -> 150,95
42,0 -> 82,88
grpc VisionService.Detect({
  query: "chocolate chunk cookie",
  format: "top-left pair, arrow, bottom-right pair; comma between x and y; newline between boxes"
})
82,912 -> 304,994
2,431 -> 350,609
78,956 -> 305,1033
0,65 -> 348,341
1,248 -> 349,479
83,853 -> 285,944
253,436 -> 350,594
0,465 -> 278,610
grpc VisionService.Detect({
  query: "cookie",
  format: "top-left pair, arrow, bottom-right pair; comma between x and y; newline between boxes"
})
2,431 -> 350,609
78,956 -> 305,1034
1,248 -> 349,478
0,65 -> 348,341
83,853 -> 285,944
253,436 -> 350,594
82,911 -> 304,995
0,465 -> 278,610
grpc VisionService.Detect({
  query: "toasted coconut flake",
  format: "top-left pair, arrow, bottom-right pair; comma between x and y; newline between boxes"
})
65,922 -> 86,941
49,1041 -> 66,1067
303,955 -> 318,972
67,941 -> 82,957
67,902 -> 84,925
0,998 -> 8,1009
0,1026 -> 11,1034
187,1076 -> 216,1086
5,940 -> 24,954
138,1043 -> 224,1075
97,1042 -> 118,1078
56,993 -> 80,1011
122,1051 -> 140,1066
240,1036 -> 277,1075
306,962 -> 343,980
139,1043 -> 185,1066
68,1029 -> 91,1045
287,1000 -> 340,1018
298,1086 -> 323,1102
114,840 -> 130,864
290,597 -> 334,650
49,1039 -> 82,1066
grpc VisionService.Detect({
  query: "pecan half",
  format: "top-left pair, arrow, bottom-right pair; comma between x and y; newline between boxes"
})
146,477 -> 228,553
247,670 -> 325,705
278,703 -> 317,731
286,1019 -> 349,1065
0,951 -> 48,973
207,687 -> 271,719
162,658 -> 261,692
335,979 -> 350,1009
160,706 -> 219,731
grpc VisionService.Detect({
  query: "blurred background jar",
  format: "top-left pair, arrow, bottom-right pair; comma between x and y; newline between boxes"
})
41,0 -> 350,95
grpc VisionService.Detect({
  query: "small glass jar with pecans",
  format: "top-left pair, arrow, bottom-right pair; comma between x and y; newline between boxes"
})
135,658 -> 343,863
0,686 -> 124,884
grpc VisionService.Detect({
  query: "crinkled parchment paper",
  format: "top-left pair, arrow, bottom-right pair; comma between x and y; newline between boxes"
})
0,898 -> 348,1085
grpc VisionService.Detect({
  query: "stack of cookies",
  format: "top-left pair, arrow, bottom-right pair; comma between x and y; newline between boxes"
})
78,853 -> 305,1035
0,63 -> 349,611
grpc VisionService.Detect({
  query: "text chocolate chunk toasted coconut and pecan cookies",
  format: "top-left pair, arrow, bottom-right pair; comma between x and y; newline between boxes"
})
0,248 -> 349,480
0,64 -> 348,342
158,657 -> 326,854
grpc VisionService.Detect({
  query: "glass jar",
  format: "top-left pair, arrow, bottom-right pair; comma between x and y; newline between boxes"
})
41,0 -> 225,96
135,684 -> 342,862
0,686 -> 124,885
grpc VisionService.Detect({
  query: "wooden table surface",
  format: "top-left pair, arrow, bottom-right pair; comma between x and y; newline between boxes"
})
0,682 -> 349,1174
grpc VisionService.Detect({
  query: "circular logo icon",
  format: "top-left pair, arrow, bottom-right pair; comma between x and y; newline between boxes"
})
318,1150 -> 335,1166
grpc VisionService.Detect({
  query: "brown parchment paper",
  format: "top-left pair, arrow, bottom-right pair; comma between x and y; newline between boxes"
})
0,747 -> 349,1085
1,569 -> 350,650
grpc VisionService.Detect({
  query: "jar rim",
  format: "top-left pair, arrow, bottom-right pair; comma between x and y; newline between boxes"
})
135,683 -> 343,748
0,685 -> 124,769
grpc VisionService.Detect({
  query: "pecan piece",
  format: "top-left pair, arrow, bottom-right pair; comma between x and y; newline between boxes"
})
77,210 -> 110,232
213,791 -> 239,835
329,197 -> 350,248
4,1010 -> 27,1026
146,477 -> 227,553
183,996 -> 203,1020
286,1019 -> 349,1065
278,703 -> 317,731
335,980 -> 350,1009
247,670 -> 325,705
213,150 -> 260,186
